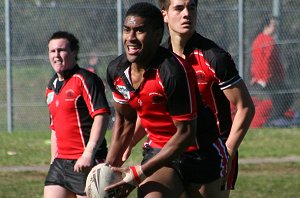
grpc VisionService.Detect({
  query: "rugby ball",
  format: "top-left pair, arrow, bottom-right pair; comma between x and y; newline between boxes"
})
85,163 -> 122,198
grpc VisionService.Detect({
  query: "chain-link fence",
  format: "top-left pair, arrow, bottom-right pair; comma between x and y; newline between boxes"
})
0,0 -> 299,132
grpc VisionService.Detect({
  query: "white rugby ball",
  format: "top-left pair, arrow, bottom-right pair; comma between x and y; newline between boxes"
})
85,163 -> 122,198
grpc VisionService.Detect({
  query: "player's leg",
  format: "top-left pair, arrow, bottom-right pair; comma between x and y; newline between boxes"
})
64,159 -> 89,197
138,166 -> 185,198
44,158 -> 74,198
44,159 -> 88,198
138,145 -> 185,197
44,185 -> 76,198
181,183 -> 204,198
181,138 -> 228,198
200,178 -> 222,198
76,194 -> 87,198
220,190 -> 230,198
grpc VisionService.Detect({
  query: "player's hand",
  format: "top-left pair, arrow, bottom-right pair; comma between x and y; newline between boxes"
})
74,153 -> 93,172
105,165 -> 146,197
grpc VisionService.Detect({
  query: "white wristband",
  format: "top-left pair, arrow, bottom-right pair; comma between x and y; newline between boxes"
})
123,165 -> 146,186
82,141 -> 97,157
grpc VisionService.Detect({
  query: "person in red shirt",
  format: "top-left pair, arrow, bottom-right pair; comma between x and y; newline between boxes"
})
105,2 -> 227,197
251,16 -> 293,127
44,31 -> 110,198
158,0 -> 255,197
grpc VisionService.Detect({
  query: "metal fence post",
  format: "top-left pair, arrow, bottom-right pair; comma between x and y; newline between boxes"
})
117,0 -> 123,56
238,0 -> 244,78
272,0 -> 281,41
5,0 -> 12,133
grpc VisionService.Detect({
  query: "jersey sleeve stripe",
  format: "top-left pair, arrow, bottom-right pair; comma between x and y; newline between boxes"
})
74,74 -> 95,112
219,75 -> 242,90
112,93 -> 128,104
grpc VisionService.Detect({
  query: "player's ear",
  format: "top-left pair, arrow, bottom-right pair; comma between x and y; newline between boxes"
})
161,10 -> 168,23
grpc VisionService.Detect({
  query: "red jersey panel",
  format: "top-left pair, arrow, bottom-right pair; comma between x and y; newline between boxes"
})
107,47 -> 198,151
164,33 -> 241,139
46,65 -> 110,160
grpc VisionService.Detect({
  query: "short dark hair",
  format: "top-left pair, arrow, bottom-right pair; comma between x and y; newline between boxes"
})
125,2 -> 164,32
48,31 -> 79,60
158,0 -> 198,10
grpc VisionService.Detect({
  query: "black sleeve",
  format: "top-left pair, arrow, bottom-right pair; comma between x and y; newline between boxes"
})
159,53 -> 196,117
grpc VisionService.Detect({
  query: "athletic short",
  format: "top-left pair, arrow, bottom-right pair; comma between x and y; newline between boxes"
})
221,151 -> 238,190
44,158 -> 91,195
141,138 -> 228,184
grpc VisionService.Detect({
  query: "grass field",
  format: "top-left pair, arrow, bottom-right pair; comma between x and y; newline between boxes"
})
1,128 -> 300,197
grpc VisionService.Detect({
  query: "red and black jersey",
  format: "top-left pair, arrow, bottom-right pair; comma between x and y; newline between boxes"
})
107,47 -> 199,151
46,65 -> 110,160
164,32 -> 241,139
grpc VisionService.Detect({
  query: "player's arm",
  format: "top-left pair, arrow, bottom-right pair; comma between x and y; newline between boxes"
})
106,101 -> 137,167
74,113 -> 110,172
223,80 -> 255,157
50,130 -> 57,164
142,118 -> 196,176
117,57 -> 197,184
105,118 -> 196,196
138,55 -> 198,176
216,51 -> 255,154
122,116 -> 146,162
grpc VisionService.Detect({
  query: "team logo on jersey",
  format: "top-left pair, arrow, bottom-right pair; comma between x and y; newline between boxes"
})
46,92 -> 54,104
138,99 -> 142,106
149,92 -> 165,104
116,85 -> 130,99
65,89 -> 75,101
196,70 -> 207,84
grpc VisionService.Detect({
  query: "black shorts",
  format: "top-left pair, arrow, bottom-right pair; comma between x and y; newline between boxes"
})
221,151 -> 238,190
44,158 -> 89,196
142,138 -> 228,184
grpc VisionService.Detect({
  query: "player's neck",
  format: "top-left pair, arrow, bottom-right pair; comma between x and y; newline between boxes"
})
130,64 -> 145,90
56,73 -> 65,81
169,32 -> 190,59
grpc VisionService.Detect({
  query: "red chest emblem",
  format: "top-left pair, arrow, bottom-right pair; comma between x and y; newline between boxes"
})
195,70 -> 207,85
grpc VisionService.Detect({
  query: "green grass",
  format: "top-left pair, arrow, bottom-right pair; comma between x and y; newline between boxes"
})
230,163 -> 300,198
0,171 -> 46,198
239,128 -> 300,157
1,128 -> 300,197
1,128 -> 300,166
0,131 -> 51,166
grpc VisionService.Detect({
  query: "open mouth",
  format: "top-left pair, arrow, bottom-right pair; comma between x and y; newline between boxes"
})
127,45 -> 140,55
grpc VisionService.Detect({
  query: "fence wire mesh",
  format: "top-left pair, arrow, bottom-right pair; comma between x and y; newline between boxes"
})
0,0 -> 299,131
